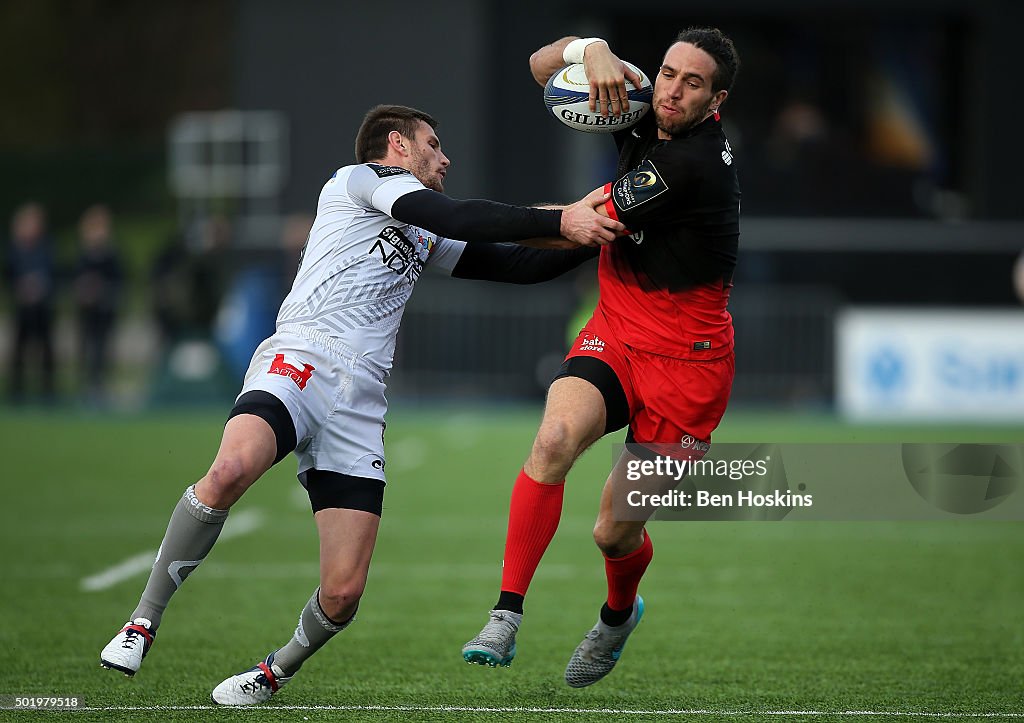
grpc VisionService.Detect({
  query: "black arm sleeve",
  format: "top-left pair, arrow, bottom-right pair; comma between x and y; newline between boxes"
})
451,242 -> 598,284
391,189 -> 562,243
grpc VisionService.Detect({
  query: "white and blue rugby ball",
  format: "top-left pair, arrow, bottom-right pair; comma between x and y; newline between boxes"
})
544,61 -> 653,133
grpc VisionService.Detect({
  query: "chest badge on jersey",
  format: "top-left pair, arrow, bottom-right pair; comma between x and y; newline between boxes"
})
269,354 -> 315,390
612,159 -> 669,213
415,230 -> 436,254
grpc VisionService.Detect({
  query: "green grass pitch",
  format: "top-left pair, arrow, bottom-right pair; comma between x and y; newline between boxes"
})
1,408 -> 1022,722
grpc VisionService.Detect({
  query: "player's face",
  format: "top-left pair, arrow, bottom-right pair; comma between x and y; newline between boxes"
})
407,122 -> 450,192
653,42 -> 727,138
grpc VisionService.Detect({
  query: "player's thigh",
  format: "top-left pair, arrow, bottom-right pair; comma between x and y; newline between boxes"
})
196,414 -> 280,509
212,413 -> 279,481
535,375 -> 609,453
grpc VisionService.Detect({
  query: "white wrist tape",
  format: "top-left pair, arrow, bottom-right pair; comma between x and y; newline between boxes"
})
562,37 -> 606,65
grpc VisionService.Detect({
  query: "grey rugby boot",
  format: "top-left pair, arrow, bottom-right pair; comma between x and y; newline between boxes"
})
462,609 -> 522,667
564,596 -> 644,688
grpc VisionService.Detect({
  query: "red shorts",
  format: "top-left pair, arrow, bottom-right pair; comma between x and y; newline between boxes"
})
564,308 -> 734,453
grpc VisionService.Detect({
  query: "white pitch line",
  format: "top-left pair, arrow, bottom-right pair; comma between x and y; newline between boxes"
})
218,508 -> 265,541
79,509 -> 265,592
68,704 -> 1024,718
79,551 -> 158,593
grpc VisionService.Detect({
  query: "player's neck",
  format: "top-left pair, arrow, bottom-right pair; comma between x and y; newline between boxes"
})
370,153 -> 411,172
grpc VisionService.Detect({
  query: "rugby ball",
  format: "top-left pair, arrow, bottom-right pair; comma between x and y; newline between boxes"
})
544,62 -> 652,133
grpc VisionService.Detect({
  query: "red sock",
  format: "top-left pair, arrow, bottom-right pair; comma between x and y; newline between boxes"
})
604,529 -> 653,611
499,469 -> 564,596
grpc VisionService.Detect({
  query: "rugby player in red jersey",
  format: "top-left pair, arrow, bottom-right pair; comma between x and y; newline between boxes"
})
462,27 -> 742,687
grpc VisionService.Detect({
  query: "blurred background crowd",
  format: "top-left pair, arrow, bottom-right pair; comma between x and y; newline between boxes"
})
2,0 -> 1022,424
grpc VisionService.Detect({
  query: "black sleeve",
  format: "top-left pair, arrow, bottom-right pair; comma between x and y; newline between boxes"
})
391,189 -> 562,243
451,242 -> 598,284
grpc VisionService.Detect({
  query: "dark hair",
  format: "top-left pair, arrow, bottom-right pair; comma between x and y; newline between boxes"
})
355,105 -> 438,164
674,27 -> 740,93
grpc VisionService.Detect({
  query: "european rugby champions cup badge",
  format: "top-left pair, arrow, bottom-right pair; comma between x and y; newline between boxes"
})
612,161 -> 669,244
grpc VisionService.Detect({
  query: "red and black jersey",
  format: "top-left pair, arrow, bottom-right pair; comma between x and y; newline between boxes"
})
598,112 -> 740,358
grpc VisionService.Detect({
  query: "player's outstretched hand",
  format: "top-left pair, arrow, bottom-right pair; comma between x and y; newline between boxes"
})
582,42 -> 644,116
560,187 -> 625,246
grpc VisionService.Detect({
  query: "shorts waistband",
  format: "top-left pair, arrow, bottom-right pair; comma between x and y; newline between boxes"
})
277,323 -> 367,369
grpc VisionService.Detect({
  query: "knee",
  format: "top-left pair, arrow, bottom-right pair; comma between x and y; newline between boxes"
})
318,577 -> 365,622
593,521 -> 642,559
201,456 -> 254,508
530,419 -> 581,475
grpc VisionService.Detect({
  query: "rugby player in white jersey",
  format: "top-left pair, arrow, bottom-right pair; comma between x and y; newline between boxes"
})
98,104 -> 622,705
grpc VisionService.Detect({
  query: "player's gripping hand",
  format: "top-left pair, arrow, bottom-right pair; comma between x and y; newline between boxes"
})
582,41 -> 644,117
560,186 -> 625,247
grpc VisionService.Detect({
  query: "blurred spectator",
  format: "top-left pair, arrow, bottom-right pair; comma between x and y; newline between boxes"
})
73,204 -> 124,403
4,202 -> 57,404
150,214 -> 233,348
189,214 -> 232,333
150,231 -> 191,350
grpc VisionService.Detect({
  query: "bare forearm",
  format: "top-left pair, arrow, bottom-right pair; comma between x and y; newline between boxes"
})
529,36 -> 577,86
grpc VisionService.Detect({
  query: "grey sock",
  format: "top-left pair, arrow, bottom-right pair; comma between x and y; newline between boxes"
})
131,485 -> 228,628
273,588 -> 354,676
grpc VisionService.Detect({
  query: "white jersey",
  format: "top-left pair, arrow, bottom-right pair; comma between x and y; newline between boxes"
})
276,163 -> 466,372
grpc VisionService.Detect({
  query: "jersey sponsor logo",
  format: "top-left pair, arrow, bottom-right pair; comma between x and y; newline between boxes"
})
721,139 -> 733,166
370,226 -> 424,283
612,159 -> 669,213
366,163 -> 411,178
579,335 -> 606,353
269,353 -> 315,390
